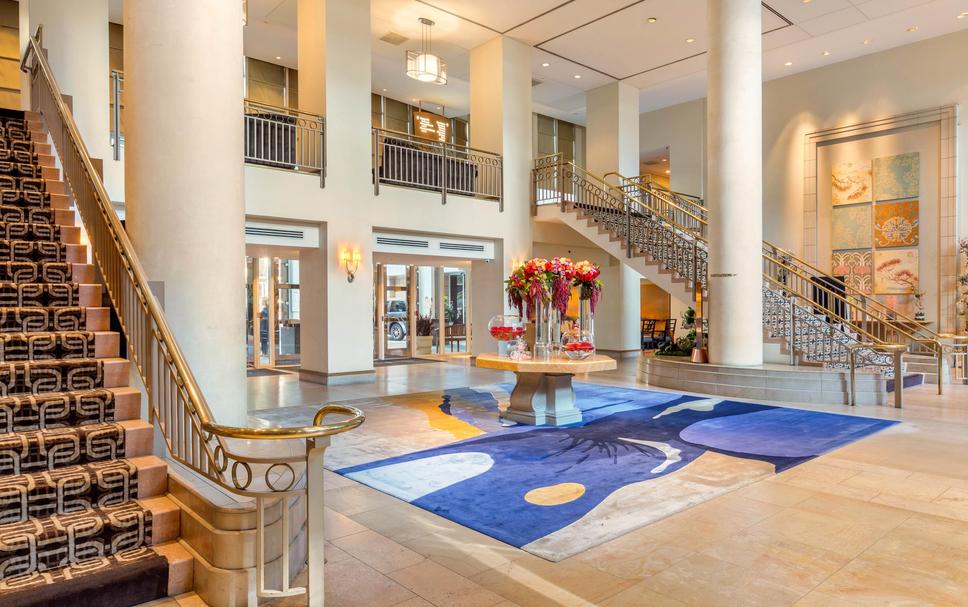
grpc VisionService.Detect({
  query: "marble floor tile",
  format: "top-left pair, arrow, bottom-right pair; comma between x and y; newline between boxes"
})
250,359 -> 968,607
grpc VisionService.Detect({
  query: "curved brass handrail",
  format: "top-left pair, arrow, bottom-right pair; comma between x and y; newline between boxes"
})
203,405 -> 365,440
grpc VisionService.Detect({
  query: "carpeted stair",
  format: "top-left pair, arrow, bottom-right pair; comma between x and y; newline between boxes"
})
0,109 -> 192,607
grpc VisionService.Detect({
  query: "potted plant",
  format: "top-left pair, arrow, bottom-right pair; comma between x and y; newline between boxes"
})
415,314 -> 435,354
656,307 -> 697,358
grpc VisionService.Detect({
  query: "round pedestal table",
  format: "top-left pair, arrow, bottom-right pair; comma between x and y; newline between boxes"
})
475,353 -> 617,426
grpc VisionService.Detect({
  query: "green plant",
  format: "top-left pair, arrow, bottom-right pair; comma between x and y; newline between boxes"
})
655,307 -> 697,357
416,314 -> 435,337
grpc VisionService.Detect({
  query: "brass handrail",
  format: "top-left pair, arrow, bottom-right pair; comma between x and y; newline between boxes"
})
615,169 -> 945,392
22,27 -> 362,602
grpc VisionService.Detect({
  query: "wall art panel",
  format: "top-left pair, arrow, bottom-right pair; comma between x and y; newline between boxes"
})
831,161 -> 872,206
874,248 -> 919,295
873,151 -> 919,201
831,205 -> 872,249
832,250 -> 873,294
873,200 -> 919,247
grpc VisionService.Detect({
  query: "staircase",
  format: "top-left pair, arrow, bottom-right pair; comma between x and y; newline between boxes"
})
533,155 -> 945,378
0,109 -> 192,606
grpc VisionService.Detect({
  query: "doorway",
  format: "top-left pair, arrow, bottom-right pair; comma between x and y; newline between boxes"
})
246,256 -> 301,369
374,262 -> 469,363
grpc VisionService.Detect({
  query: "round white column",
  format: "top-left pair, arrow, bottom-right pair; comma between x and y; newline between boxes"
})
123,1 -> 247,424
706,0 -> 763,366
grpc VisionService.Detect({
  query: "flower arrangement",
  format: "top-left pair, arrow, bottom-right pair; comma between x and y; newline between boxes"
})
505,257 -> 582,319
572,260 -> 603,312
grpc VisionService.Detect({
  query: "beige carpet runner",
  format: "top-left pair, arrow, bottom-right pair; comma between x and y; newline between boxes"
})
0,109 -> 188,607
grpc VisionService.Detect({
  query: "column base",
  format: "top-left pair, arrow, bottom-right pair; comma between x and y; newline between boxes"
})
298,368 -> 376,385
501,372 -> 582,426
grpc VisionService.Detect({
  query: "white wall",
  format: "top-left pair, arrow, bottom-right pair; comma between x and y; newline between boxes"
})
639,29 -> 968,250
640,98 -> 705,197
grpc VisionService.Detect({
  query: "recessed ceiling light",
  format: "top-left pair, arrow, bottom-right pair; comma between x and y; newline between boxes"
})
541,62 -> 550,67
686,38 -> 696,43
647,17 -> 657,23
801,0 -> 812,3
907,25 -> 918,32
661,158 -> 667,162
863,39 -> 872,45
412,98 -> 418,102
784,61 -> 793,66
573,74 -> 581,79
275,56 -> 281,60
822,50 -> 831,56
382,88 -> 387,92
958,12 -> 968,19
665,169 -> 670,174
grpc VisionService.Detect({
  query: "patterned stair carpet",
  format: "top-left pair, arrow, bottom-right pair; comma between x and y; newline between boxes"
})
0,109 -> 179,607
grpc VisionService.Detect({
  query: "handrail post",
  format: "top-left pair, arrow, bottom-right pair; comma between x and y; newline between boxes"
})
306,434 -> 330,607
789,295 -> 797,366
893,350 -> 904,409
320,117 -> 326,189
849,348 -> 857,406
558,156 -> 566,212
440,141 -> 448,205
111,70 -> 121,161
372,129 -> 380,196
936,342 -> 943,395
625,199 -> 632,259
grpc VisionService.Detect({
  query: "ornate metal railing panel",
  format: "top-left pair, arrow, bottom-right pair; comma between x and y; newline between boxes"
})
23,27 -> 362,605
244,99 -> 326,187
533,157 -> 920,374
372,127 -> 502,207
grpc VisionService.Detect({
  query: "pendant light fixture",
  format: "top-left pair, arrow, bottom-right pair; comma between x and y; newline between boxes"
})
406,18 -> 447,85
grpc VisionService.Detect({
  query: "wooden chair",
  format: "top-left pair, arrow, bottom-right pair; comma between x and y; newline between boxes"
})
641,318 -> 659,350
445,323 -> 467,352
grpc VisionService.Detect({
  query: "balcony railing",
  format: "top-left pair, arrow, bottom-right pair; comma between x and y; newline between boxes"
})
372,127 -> 503,209
244,99 -> 326,187
110,69 -> 124,160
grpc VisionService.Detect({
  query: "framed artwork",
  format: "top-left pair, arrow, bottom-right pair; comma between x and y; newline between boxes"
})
832,250 -> 873,294
831,205 -> 872,249
874,200 -> 919,247
874,248 -> 919,294
873,152 -> 919,201
831,161 -> 873,206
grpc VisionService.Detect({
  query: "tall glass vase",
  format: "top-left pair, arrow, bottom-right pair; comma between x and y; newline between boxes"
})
579,298 -> 595,342
532,299 -> 553,361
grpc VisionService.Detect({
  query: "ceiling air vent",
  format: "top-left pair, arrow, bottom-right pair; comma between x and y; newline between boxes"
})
380,32 -> 409,45
375,236 -> 429,248
245,226 -> 304,239
439,242 -> 485,252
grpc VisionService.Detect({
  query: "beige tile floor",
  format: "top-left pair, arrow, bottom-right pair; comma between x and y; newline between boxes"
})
248,358 -> 968,607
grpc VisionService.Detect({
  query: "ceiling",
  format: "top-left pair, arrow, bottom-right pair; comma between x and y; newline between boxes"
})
121,0 -> 968,122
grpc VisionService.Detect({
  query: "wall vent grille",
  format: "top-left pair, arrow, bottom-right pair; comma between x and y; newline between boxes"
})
376,237 -> 430,248
439,242 -> 486,252
245,227 -> 304,239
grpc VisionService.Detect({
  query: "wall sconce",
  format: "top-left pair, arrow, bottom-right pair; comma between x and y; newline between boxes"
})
340,248 -> 361,282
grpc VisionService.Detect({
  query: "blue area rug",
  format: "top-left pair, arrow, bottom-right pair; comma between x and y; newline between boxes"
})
334,383 -> 896,561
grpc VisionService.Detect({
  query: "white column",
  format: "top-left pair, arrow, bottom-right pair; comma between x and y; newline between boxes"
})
21,0 -> 111,167
469,37 -> 533,355
706,0 -> 763,366
585,82 -> 642,354
123,1 -> 247,424
297,0 -> 375,383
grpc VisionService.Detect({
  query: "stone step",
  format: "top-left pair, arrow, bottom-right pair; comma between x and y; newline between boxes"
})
0,240 -> 85,264
0,356 -> 128,396
0,387 -> 141,434
0,331 -> 118,361
0,283 -> 100,308
0,455 -> 167,523
0,306 -> 110,332
0,418 -> 152,476
154,541 -> 196,597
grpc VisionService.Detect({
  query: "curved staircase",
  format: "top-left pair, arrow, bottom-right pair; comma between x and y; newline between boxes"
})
0,109 -> 192,607
533,155 -> 945,382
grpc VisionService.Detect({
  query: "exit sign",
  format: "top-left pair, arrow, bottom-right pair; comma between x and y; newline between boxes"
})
413,110 -> 450,143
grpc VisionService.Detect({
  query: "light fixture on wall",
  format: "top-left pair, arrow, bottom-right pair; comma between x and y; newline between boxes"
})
406,18 -> 447,85
341,248 -> 362,283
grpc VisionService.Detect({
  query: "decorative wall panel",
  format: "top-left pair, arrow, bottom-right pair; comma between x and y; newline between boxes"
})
873,151 -> 919,201
831,161 -> 872,206
873,200 -> 919,247
832,250 -> 873,294
874,248 -> 919,295
831,205 -> 872,250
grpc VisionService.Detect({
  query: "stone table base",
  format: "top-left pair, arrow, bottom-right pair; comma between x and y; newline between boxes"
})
503,372 -> 581,426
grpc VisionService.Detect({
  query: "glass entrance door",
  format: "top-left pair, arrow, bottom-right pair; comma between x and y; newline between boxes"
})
246,256 -> 301,369
382,264 -> 412,359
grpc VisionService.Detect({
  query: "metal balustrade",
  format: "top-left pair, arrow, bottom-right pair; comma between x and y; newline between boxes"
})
372,127 -> 503,208
110,69 -> 124,160
24,27 -> 361,605
533,155 -> 916,383
244,99 -> 326,187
